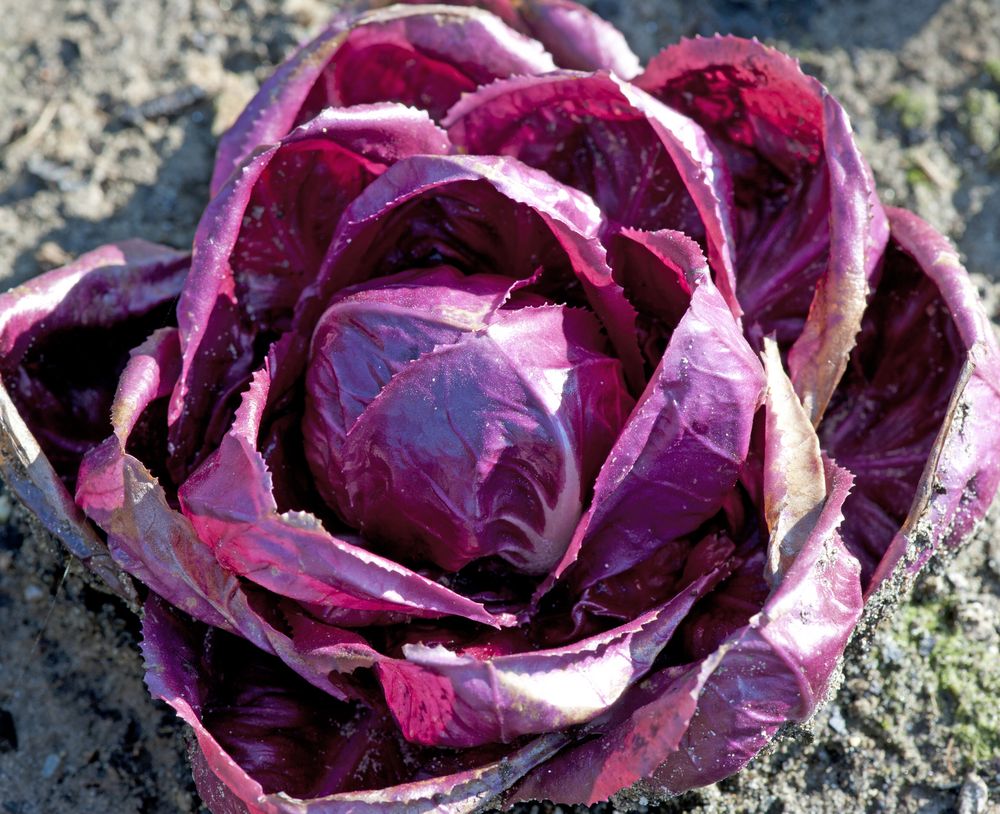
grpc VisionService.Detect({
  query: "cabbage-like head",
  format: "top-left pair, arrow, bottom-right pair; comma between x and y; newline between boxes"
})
303,268 -> 633,572
0,2 -> 997,813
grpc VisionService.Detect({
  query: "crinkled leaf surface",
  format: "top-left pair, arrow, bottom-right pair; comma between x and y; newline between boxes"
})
302,268 -> 632,574
639,36 -> 888,412
446,71 -> 739,314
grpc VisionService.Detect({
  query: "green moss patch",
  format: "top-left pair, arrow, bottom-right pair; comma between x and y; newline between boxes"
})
892,600 -> 1000,765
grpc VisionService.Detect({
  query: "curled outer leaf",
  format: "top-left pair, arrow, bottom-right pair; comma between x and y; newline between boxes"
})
360,0 -> 641,77
503,0 -> 640,77
511,461 -> 861,804
0,240 -> 188,600
0,385 -> 135,591
638,35 -> 889,395
821,207 -> 1000,594
169,105 -> 450,478
76,329 -> 380,696
761,337 -> 826,585
786,94 -> 887,425
142,595 -> 569,814
377,562 -> 729,748
211,4 -> 557,191
77,328 -> 256,632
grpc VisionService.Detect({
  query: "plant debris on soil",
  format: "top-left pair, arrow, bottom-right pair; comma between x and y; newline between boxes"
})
1,1 -> 999,812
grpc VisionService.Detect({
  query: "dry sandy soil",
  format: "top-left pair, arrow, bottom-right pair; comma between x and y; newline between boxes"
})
1,1 -> 999,812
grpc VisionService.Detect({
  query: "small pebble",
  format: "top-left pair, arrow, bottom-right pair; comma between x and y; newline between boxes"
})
26,155 -> 83,191
0,493 -> 11,524
124,84 -> 207,125
34,241 -> 72,271
23,584 -> 45,602
957,772 -> 989,814
41,753 -> 61,778
881,638 -> 904,665
828,705 -> 848,736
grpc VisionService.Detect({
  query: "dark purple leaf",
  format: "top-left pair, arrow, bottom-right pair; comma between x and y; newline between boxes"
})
360,0 -> 640,77
170,105 -> 449,479
212,5 -> 556,191
822,208 -> 1000,592
638,36 -> 888,414
446,71 -> 739,314
142,596 -> 567,814
0,240 -> 187,598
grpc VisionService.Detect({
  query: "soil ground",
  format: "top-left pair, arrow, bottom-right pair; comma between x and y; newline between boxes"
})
1,1 -> 999,812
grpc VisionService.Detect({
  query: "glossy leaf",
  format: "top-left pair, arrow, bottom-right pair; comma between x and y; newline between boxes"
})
212,4 -> 556,191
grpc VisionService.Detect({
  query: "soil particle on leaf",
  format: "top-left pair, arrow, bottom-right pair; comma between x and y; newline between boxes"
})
2,1 -> 1000,813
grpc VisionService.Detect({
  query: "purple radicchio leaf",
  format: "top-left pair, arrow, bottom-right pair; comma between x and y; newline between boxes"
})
169,104 -> 450,480
445,70 -> 739,316
376,552 -> 731,749
295,152 -> 647,391
542,270 -> 765,598
638,36 -> 889,424
142,595 -> 569,814
75,328 -> 381,696
177,339 -> 517,628
380,0 -> 643,77
511,457 -> 861,803
211,4 -> 557,192
0,240 -> 188,600
606,227 -> 708,373
821,207 -> 1000,593
302,267 -> 633,575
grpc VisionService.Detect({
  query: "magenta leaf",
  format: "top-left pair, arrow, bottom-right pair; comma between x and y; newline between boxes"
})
212,4 -> 556,191
169,105 -> 450,478
378,561 -> 728,748
639,35 -> 889,401
546,276 -> 765,595
0,240 -> 187,598
513,461 -> 860,804
297,152 -> 647,390
822,208 -> 1000,593
178,346 -> 518,627
446,71 -> 739,314
303,269 -> 633,574
142,595 -> 568,814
